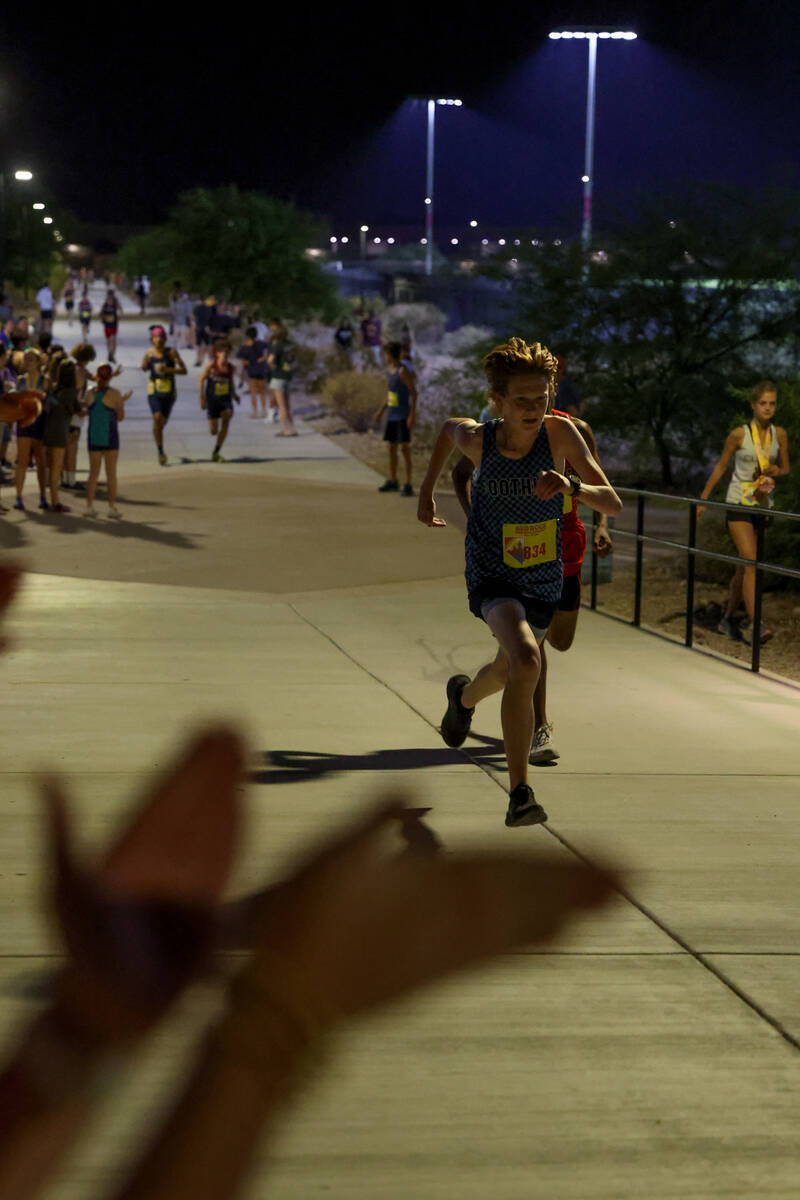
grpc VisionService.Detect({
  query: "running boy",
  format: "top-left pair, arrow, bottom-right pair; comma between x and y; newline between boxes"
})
199,338 -> 239,461
374,341 -> 417,496
78,290 -> 92,339
142,324 -> 188,466
100,288 -> 122,362
451,402 -> 613,765
418,337 -> 621,827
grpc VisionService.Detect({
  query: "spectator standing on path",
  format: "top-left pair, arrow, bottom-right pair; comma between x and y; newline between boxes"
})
199,338 -> 240,461
135,276 -> 147,314
62,277 -> 76,325
360,310 -> 382,364
85,363 -> 131,518
0,344 -> 16,480
141,274 -> 151,309
267,320 -> 297,436
35,282 -> 55,336
78,289 -> 92,339
699,380 -> 791,646
374,340 -> 417,496
334,319 -> 354,354
13,349 -> 49,512
193,296 -> 216,366
44,358 -> 80,512
400,320 -> 414,362
172,286 -> 193,349
143,324 -> 187,466
100,287 -> 122,363
237,325 -> 270,419
417,337 -> 622,829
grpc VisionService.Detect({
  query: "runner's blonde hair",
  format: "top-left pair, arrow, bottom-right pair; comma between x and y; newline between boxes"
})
483,337 -> 558,401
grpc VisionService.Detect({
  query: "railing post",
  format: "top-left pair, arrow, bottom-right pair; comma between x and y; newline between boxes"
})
685,502 -> 697,648
590,509 -> 598,610
633,493 -> 645,627
751,515 -> 766,673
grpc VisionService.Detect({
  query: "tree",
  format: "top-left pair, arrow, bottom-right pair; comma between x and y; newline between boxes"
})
506,186 -> 800,487
115,186 -> 338,320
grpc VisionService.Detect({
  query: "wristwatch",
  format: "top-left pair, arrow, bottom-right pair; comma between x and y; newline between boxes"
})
568,474 -> 582,498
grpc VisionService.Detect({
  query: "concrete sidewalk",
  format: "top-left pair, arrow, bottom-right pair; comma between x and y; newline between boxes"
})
1,316 -> 799,1199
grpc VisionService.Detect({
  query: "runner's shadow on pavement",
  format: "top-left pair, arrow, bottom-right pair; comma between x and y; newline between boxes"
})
0,520 -> 29,550
251,742 -> 508,785
21,510 -> 202,551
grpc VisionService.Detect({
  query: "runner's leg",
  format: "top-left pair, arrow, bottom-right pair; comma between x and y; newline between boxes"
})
483,600 -> 541,791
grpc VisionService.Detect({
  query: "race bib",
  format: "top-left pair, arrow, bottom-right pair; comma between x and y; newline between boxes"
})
502,520 -> 557,569
155,377 -> 172,393
214,380 -> 230,396
387,390 -> 399,407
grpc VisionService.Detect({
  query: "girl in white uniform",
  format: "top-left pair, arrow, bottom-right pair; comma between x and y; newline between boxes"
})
699,380 -> 790,644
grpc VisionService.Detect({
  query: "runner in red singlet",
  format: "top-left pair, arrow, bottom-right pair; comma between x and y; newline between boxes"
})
451,405 -> 612,765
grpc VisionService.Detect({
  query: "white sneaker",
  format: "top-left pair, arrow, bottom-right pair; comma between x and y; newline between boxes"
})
529,723 -> 560,765
108,505 -> 122,519
85,506 -> 98,517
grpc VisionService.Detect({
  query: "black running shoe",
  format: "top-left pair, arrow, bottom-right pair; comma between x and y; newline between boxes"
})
378,479 -> 399,492
440,674 -> 474,747
505,784 -> 548,828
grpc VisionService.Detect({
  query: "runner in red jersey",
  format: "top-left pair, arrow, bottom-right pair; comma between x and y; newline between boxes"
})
450,405 -> 612,765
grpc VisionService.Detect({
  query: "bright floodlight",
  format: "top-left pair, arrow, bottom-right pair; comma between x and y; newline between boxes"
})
329,236 -> 337,243
32,202 -> 45,210
424,197 -> 432,205
373,237 -> 381,244
481,238 -> 489,245
469,219 -> 478,227
387,237 -> 395,244
420,238 -> 427,245
14,169 -> 33,181
498,238 -> 506,246
581,174 -> 590,182
550,28 -> 636,39
360,225 -> 369,232
43,216 -> 53,225
436,98 -> 462,106
340,236 -> 349,244
451,238 -> 459,245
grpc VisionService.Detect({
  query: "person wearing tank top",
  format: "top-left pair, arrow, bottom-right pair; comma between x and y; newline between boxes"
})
699,380 -> 790,645
418,337 -> 622,829
142,324 -> 187,466
85,363 -> 132,519
374,340 -> 417,496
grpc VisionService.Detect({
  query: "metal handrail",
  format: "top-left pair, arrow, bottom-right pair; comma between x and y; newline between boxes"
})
587,488 -> 800,675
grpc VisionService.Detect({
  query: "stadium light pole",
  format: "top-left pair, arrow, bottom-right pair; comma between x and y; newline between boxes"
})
423,97 -> 462,277
549,28 -> 637,250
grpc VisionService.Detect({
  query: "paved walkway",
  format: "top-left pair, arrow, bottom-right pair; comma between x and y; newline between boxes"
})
1,313 -> 799,1198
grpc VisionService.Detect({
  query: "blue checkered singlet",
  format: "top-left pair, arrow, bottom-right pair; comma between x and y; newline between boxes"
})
465,419 -> 563,604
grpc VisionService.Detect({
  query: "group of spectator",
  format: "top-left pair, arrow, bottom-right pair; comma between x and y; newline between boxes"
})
0,324 -> 124,516
333,311 -> 415,366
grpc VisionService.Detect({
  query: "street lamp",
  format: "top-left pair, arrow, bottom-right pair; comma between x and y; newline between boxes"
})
14,170 -> 33,182
43,216 -> 53,225
423,97 -> 463,277
549,27 -> 637,250
32,202 -> 45,211
359,225 -> 369,260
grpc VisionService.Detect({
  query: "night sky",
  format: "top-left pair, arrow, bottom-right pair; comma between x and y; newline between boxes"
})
3,0 -> 799,237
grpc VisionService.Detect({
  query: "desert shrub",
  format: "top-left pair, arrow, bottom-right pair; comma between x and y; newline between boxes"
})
442,324 -> 495,356
320,369 -> 385,432
383,302 -> 446,346
414,362 -> 487,448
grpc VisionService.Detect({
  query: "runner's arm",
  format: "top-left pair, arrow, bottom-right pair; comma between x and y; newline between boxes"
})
451,454 -> 474,519
140,351 -> 152,372
169,351 -> 188,377
764,427 -> 790,478
574,419 -> 611,551
400,366 -> 417,431
698,429 -> 743,516
418,419 -> 481,527
539,419 -> 621,515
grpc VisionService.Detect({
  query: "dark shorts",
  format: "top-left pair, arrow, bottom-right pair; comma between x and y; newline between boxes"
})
468,577 -> 558,634
195,328 -> 211,346
207,395 -> 233,421
40,309 -> 54,321
558,573 -> 581,612
17,412 -> 47,440
246,369 -> 268,382
88,430 -> 119,453
80,318 -> 90,328
148,393 -> 176,419
726,508 -> 770,530
104,324 -> 118,338
384,418 -> 410,444
65,300 -> 74,311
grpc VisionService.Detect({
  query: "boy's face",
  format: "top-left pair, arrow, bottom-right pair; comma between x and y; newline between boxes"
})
494,373 -> 549,433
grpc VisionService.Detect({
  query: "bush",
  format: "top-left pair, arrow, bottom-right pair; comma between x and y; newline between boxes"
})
442,324 -> 495,356
320,370 -> 386,433
383,302 -> 446,346
414,362 -> 487,448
